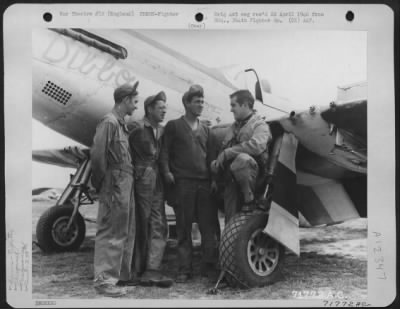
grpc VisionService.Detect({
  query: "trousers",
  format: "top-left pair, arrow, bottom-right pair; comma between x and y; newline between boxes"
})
94,168 -> 135,285
223,153 -> 259,223
133,165 -> 167,274
174,178 -> 219,274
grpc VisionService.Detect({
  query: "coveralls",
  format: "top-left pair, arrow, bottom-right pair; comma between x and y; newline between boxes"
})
91,110 -> 136,285
160,117 -> 219,275
220,113 -> 272,222
128,117 -> 167,275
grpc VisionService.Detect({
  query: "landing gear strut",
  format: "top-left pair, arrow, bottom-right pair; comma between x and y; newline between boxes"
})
36,158 -> 94,252
212,133 -> 286,291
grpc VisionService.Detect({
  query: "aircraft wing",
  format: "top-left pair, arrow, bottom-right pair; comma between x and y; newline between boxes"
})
32,146 -> 90,168
263,83 -> 367,255
275,82 -> 367,176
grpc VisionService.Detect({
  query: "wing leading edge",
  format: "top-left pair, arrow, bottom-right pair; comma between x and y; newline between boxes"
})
32,146 -> 89,169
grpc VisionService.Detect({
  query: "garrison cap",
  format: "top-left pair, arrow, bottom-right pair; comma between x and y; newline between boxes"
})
114,81 -> 139,102
183,84 -> 204,103
144,91 -> 167,109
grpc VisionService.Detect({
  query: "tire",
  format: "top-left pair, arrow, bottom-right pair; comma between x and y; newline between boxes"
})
219,211 -> 285,288
36,204 -> 86,252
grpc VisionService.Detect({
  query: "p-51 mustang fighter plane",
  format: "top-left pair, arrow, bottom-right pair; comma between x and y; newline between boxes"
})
32,28 -> 367,288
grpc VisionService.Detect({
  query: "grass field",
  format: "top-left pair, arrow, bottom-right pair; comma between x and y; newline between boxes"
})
32,200 -> 367,300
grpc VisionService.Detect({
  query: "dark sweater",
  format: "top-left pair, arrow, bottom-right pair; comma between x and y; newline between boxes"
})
160,117 -> 214,180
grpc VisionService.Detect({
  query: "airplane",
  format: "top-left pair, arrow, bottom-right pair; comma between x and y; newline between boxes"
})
32,28 -> 367,289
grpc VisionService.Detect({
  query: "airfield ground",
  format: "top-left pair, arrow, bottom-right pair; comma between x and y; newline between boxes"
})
32,199 -> 367,301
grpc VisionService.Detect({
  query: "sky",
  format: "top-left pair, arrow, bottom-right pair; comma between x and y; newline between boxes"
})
32,29 -> 366,189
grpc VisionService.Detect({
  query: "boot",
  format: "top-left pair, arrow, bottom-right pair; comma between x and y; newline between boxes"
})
140,270 -> 173,288
116,278 -> 141,286
175,272 -> 192,283
94,283 -> 127,297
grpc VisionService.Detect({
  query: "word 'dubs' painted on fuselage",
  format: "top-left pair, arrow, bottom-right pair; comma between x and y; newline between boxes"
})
41,32 -> 136,88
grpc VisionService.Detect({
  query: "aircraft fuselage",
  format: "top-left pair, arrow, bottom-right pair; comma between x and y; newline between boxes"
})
32,28 -> 237,146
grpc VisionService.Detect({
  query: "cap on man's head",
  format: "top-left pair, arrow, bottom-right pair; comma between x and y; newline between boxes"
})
114,81 -> 139,102
183,84 -> 204,103
144,91 -> 167,110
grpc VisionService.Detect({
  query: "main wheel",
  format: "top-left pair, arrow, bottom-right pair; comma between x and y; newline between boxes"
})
219,211 -> 285,288
36,204 -> 86,252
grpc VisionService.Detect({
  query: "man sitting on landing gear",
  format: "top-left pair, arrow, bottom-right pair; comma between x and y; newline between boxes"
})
211,90 -> 272,223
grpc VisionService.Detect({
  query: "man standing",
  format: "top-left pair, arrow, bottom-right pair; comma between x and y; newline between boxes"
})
160,85 -> 219,283
128,91 -> 173,288
90,82 -> 139,297
211,90 -> 272,222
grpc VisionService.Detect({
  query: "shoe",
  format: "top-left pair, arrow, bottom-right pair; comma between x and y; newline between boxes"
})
140,270 -> 173,288
175,273 -> 192,283
94,283 -> 127,297
116,278 -> 141,286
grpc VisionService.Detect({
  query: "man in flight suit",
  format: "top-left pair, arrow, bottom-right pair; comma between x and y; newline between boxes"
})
91,82 -> 139,297
160,85 -> 219,283
211,90 -> 272,223
128,91 -> 173,288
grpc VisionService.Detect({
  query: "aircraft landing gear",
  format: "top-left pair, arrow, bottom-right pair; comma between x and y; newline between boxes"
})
219,211 -> 284,288
36,203 -> 86,252
217,132 -> 286,289
35,158 -> 94,253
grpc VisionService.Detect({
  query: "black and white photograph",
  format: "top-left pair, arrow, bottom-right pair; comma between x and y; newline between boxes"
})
4,3 -> 396,308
